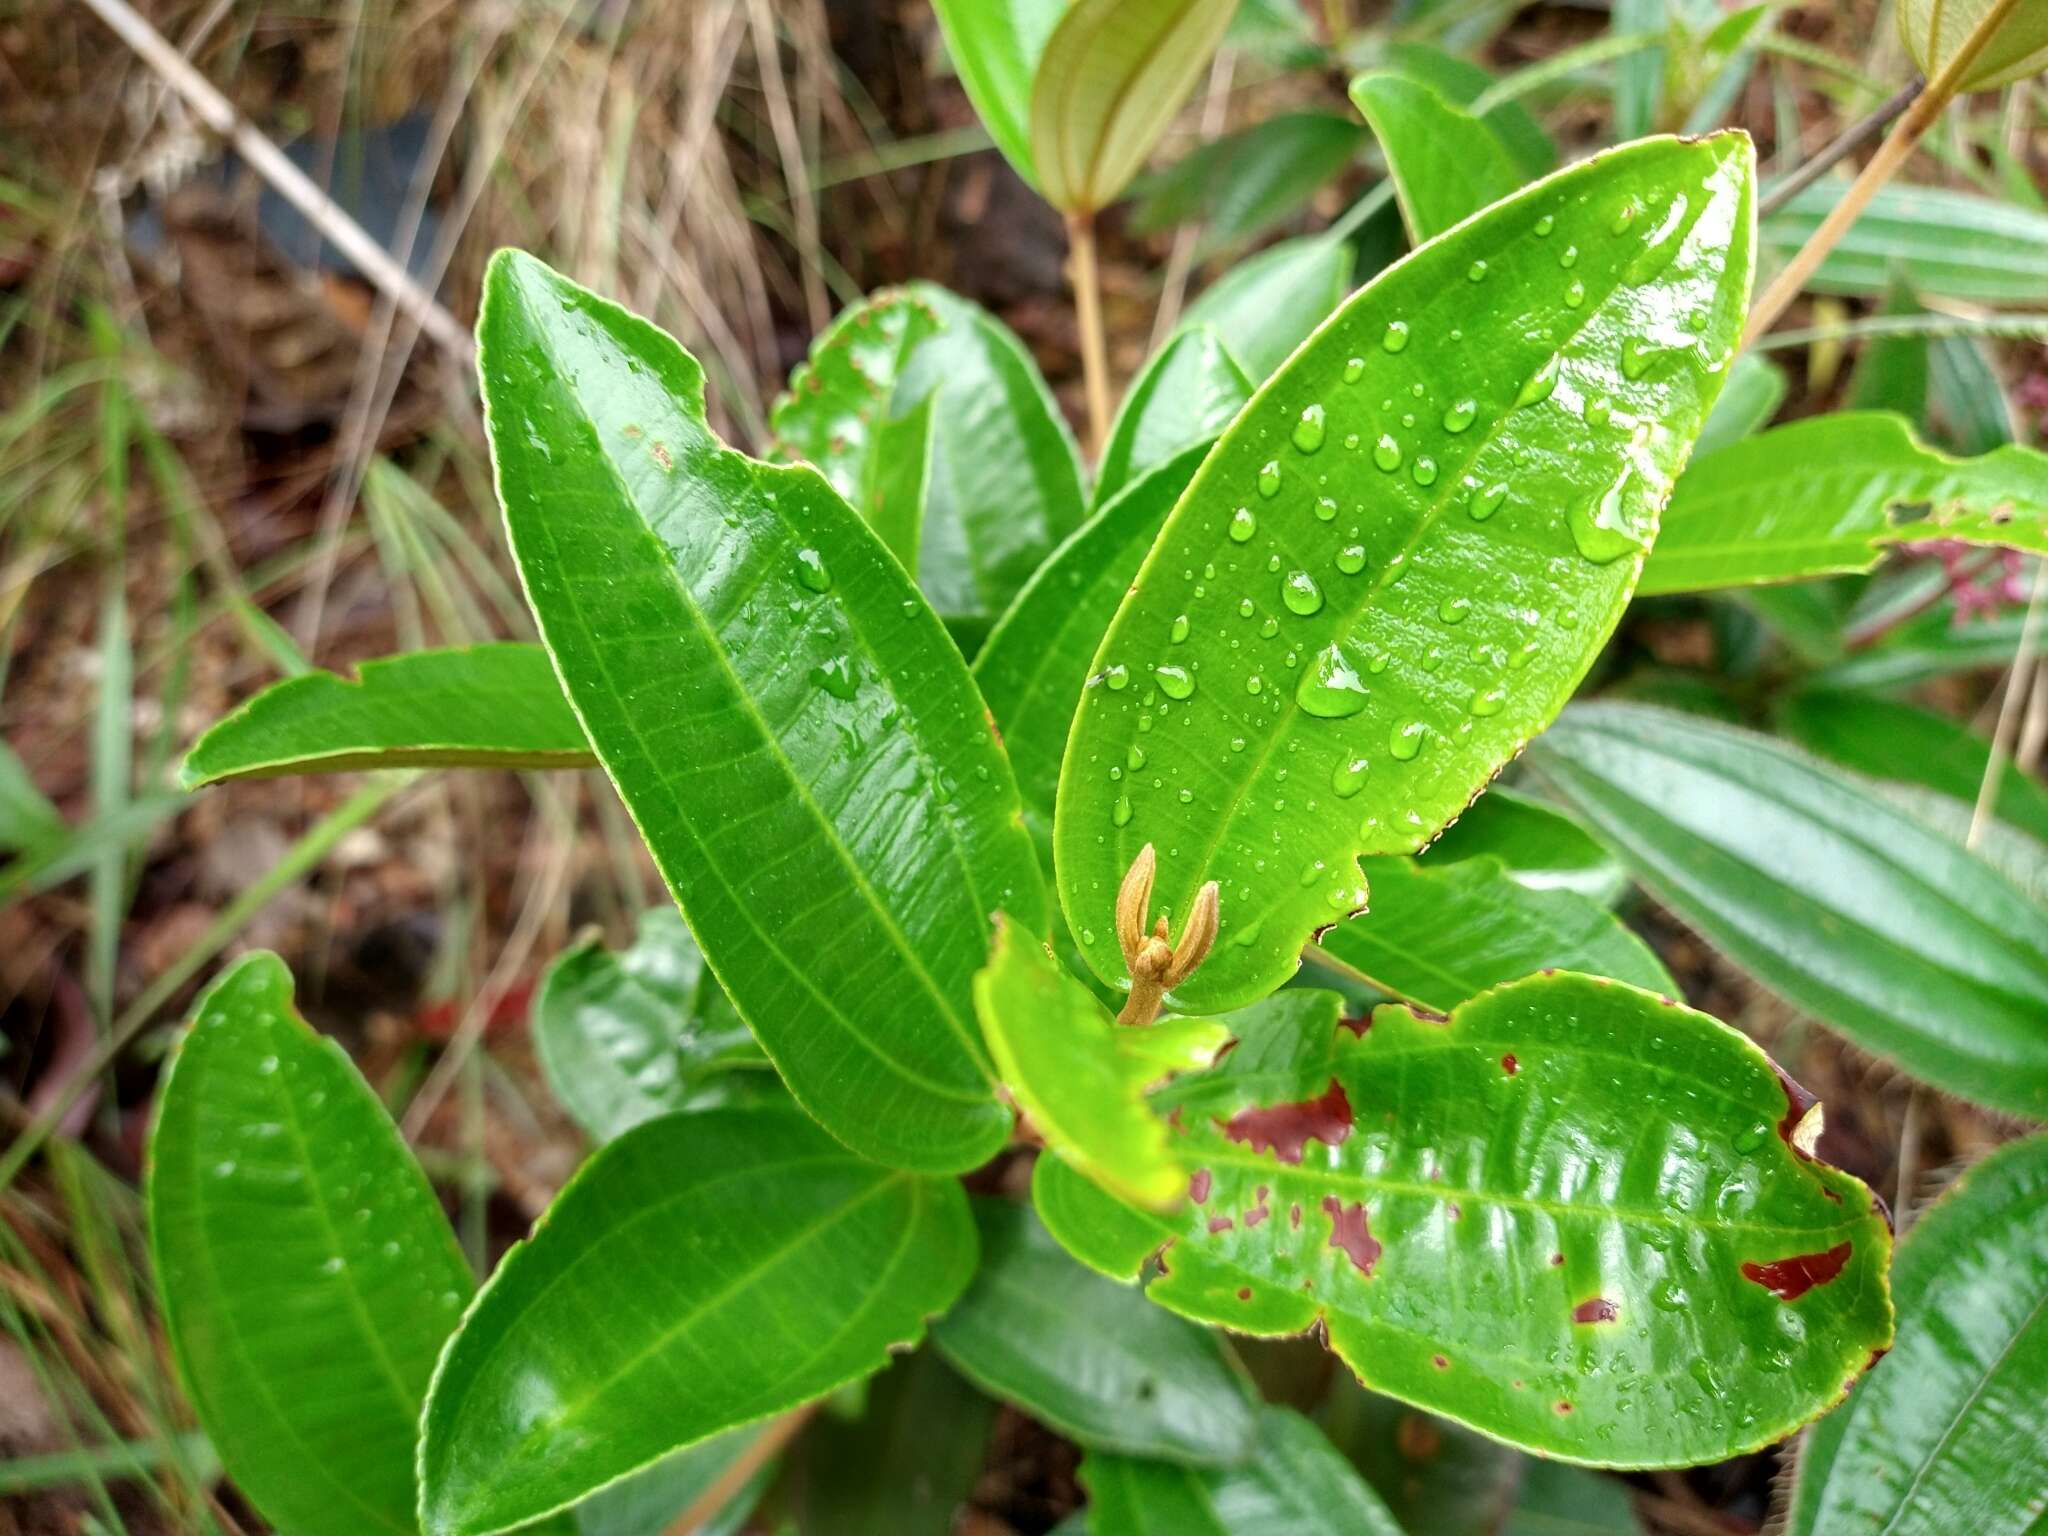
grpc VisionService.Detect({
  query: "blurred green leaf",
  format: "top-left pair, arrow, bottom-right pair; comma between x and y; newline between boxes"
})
1694,352 -> 1786,454
1761,181 -> 2048,303
1096,328 -> 1249,509
1131,114 -> 1368,254
928,0 -> 1066,188
1350,72 -> 1523,243
1428,785 -> 1628,905
0,741 -> 61,852
1898,0 -> 2048,91
1178,236 -> 1355,380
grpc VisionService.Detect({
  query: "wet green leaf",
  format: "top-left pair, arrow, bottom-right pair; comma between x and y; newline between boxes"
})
1309,854 -> 1673,1011
1053,134 -> 1756,1015
931,1200 -> 1260,1464
1788,1135 -> 2048,1536
1427,786 -> 1627,905
1526,703 -> 2048,1120
1642,414 -> 2048,596
418,1104 -> 977,1536
1130,114 -> 1368,256
533,907 -> 772,1143
1079,1405 -> 1405,1535
1350,72 -> 1524,244
928,0 -> 1066,187
178,645 -> 590,787
1095,328 -> 1251,509
148,954 -> 474,1536
1028,0 -> 1238,213
1034,974 -> 1894,1467
1761,181 -> 2048,302
1899,0 -> 2048,91
1179,235 -> 1355,381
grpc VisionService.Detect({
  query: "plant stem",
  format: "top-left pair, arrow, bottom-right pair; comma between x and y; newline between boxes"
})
1757,76 -> 1923,220
1067,211 -> 1112,456
1968,557 -> 2046,851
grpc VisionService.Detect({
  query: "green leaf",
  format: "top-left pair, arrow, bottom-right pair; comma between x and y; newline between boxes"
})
1378,43 -> 1555,181
1129,114 -> 1368,255
976,917 -> 1226,1208
1505,1460 -> 1643,1535
1096,329 -> 1251,510
479,250 -> 1045,1172
1179,236 -> 1356,381
1426,785 -> 1627,905
931,1200 -> 1260,1464
1812,604 -> 2030,693
1642,414 -> 2048,596
1612,0 -> 1667,138
1317,1378 -> 1518,1536
1027,0 -> 1239,214
574,1427 -> 771,1536
1788,1135 -> 2048,1536
1846,285 -> 1932,421
769,288 -> 940,570
1525,702 -> 2048,1120
0,740 -> 61,852
978,444 -> 1213,831
148,954 -> 474,1536
928,0 -> 1066,188
533,907 -> 771,1143
1080,1405 -> 1406,1535
1898,0 -> 2048,91
1694,351 -> 1786,455
1777,689 -> 2048,845
418,1104 -> 978,1536
1053,134 -> 1756,1015
1309,854 -> 1674,1011
178,645 -> 591,787
1929,331 -> 2017,454
1761,181 -> 2048,303
1350,72 -> 1525,244
1034,974 -> 1895,1467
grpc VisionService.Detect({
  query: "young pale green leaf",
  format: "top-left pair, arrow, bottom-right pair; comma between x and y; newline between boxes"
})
1079,1405 -> 1406,1535
1309,854 -> 1674,1011
976,917 -> 1227,1209
1428,785 -> 1627,904
928,0 -> 1066,188
148,954 -> 474,1536
1349,72 -> 1524,244
1899,0 -> 2048,91
1778,689 -> 2048,845
1525,703 -> 2048,1120
978,444 -> 1213,831
1054,134 -> 1756,1015
931,1200 -> 1260,1464
1788,1135 -> 2048,1536
479,251 -> 1044,1173
1027,0 -> 1238,214
768,288 -> 939,570
177,644 -> 590,787
533,906 -> 771,1143
1095,328 -> 1250,509
1641,414 -> 2048,596
418,1104 -> 978,1536
1179,235 -> 1356,381
1034,974 -> 1894,1467
1128,113 -> 1369,256
1761,181 -> 2048,302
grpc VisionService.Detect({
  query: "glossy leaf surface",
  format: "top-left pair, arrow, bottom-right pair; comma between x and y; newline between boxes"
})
1034,976 -> 1893,1466
1079,1405 -> 1405,1536
928,0 -> 1066,187
1641,414 -> 2048,595
931,1200 -> 1260,1464
149,954 -> 473,1536
1179,236 -> 1355,380
179,644 -> 590,786
1028,0 -> 1238,213
1427,786 -> 1626,904
1350,72 -> 1523,244
1526,703 -> 2048,1119
1311,854 -> 1673,1011
1055,135 -> 1756,1013
1095,329 -> 1251,509
533,906 -> 770,1143
419,1104 -> 977,1536
480,251 -> 1043,1171
1761,181 -> 2048,302
1789,1135 -> 2048,1536
1899,0 -> 2048,90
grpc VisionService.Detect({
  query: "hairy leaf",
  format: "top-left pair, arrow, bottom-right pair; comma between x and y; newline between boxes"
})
928,0 -> 1066,187
1179,236 -> 1356,380
418,1104 -> 977,1536
1526,702 -> 2048,1120
1054,134 -> 1755,1013
1034,975 -> 1894,1467
178,645 -> 590,786
148,954 -> 474,1536
1350,72 -> 1524,244
1898,0 -> 2048,91
1761,181 -> 2048,302
480,252 -> 1045,1172
1096,329 -> 1251,509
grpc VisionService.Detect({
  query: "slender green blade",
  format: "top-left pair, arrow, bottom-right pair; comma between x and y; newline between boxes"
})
1761,181 -> 2048,302
479,251 -> 1044,1172
1034,975 -> 1894,1467
1096,329 -> 1250,509
931,1201 -> 1259,1464
1310,854 -> 1673,1011
1350,72 -> 1525,244
1525,702 -> 2048,1119
0,740 -> 61,851
928,0 -> 1066,187
418,1104 -> 978,1536
178,645 -> 591,787
1179,235 -> 1356,381
148,954 -> 474,1536
1642,414 -> 2048,596
1813,605 -> 2030,693
1054,134 -> 1756,1014
1789,1135 -> 2048,1536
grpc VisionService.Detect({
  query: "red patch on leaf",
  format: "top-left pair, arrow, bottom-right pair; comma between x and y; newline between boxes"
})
1549,1253 -> 1565,1267
1772,1060 -> 1818,1155
1432,1354 -> 1449,1370
1338,1015 -> 1372,1038
1245,1186 -> 1270,1227
1290,1203 -> 1302,1229
1223,1080 -> 1353,1164
1207,1215 -> 1234,1235
1501,1053 -> 1519,1076
1742,1242 -> 1852,1301
1189,1168 -> 1211,1205
1236,1287 -> 1252,1301
1572,1297 -> 1619,1324
1321,1196 -> 1382,1277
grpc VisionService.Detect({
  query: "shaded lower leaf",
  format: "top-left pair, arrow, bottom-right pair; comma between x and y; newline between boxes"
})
418,1103 -> 978,1536
1318,1376 -> 1518,1536
1129,113 -> 1368,258
0,740 -> 61,851
178,644 -> 591,787
148,954 -> 474,1536
926,0 -> 1064,189
1095,329 -> 1249,509
1788,1135 -> 2048,1536
1760,180 -> 2048,304
1427,785 -> 1627,905
573,1426 -> 771,1536
1378,43 -> 1555,181
1034,975 -> 1894,1467
1526,703 -> 2048,1119
1811,605 -> 2030,693
1350,72 -> 1524,244
1178,236 -> 1355,381
1504,1459 -> 1642,1535
931,1200 -> 1260,1465
1694,351 -> 1785,455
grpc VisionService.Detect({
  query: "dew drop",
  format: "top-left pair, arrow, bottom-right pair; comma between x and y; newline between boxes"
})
1469,482 -> 1508,521
1229,506 -> 1258,543
1568,466 -> 1651,564
1127,745 -> 1146,770
1298,858 -> 1326,887
1260,617 -> 1280,638
1296,645 -> 1370,718
1170,613 -> 1191,644
794,548 -> 832,591
1515,356 -> 1561,409
1282,570 -> 1324,616
1373,434 -> 1403,473
1559,244 -> 1580,269
1315,496 -> 1339,522
1585,396 -> 1612,427
1412,457 -> 1439,487
1610,201 -> 1637,235
1466,259 -> 1489,283
1564,279 -> 1586,309
809,656 -> 859,701
1331,756 -> 1369,798
1257,461 -> 1282,497
1469,686 -> 1506,717
1156,664 -> 1195,700
1535,213 -> 1556,236
1442,399 -> 1477,433
1390,720 -> 1426,760
1104,664 -> 1130,691
1113,794 -> 1133,828
1343,356 -> 1366,383
1438,596 -> 1471,624
1336,544 -> 1366,575
1237,598 -> 1255,618
1246,674 -> 1264,695
1621,336 -> 1661,380
1381,321 -> 1410,353
1292,403 -> 1327,454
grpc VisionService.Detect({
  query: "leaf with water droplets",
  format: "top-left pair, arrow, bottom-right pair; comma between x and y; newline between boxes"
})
1031,975 -> 1894,1468
1053,135 -> 1755,1014
1351,71 -> 1526,244
148,954 -> 477,1536
480,251 -> 1045,1172
1097,327 -> 1252,508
